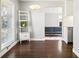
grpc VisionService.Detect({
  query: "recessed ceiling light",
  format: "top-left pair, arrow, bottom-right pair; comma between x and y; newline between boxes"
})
29,5 -> 41,10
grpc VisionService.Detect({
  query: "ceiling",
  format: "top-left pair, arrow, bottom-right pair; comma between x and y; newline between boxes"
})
19,0 -> 64,10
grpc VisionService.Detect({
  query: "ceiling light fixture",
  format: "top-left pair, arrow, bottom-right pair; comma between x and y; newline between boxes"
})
30,5 -> 40,10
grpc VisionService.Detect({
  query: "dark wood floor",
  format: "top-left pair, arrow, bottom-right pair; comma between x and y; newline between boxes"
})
2,40 -> 77,58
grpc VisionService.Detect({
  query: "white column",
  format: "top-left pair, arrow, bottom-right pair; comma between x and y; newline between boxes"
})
62,0 -> 73,43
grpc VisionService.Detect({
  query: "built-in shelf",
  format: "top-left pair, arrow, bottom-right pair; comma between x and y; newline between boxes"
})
19,10 -> 30,44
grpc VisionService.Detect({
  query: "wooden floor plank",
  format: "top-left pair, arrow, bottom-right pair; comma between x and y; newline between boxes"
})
2,40 -> 77,58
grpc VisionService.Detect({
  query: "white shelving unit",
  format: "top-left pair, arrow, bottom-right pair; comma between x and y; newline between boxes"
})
19,11 -> 30,44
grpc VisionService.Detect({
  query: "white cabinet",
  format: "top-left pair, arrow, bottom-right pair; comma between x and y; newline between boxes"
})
19,11 -> 30,43
20,32 -> 30,41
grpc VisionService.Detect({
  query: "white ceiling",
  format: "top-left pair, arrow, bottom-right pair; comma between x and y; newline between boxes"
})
19,0 -> 64,10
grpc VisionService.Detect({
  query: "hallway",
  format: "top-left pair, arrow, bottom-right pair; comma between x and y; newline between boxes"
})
2,40 -> 77,58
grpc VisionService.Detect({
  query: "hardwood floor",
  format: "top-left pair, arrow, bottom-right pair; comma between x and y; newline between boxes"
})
2,40 -> 77,58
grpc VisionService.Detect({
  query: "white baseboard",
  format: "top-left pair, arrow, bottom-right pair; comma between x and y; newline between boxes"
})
31,38 -> 45,41
0,40 -> 18,57
73,48 -> 79,57
62,38 -> 68,44
45,37 -> 62,40
31,37 -> 63,41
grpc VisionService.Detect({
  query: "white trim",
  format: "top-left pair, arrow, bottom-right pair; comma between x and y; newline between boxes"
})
45,37 -> 63,40
1,40 -> 15,50
73,48 -> 79,57
62,38 -> 68,44
31,38 -> 45,41
64,39 -> 68,44
0,40 -> 18,57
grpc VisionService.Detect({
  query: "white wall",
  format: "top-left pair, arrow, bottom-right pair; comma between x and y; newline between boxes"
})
66,0 -> 73,16
73,0 -> 79,57
64,0 -> 73,16
31,10 -> 45,40
63,16 -> 73,27
0,0 -> 1,50
45,13 -> 59,27
11,0 -> 19,40
62,0 -> 73,43
45,7 -> 62,27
